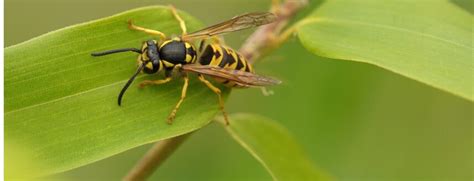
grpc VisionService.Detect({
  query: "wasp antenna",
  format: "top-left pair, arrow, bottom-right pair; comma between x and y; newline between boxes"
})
118,63 -> 145,106
91,48 -> 142,56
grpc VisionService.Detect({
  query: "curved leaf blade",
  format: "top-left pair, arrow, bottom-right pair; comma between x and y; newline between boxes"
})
5,6 -> 228,177
220,113 -> 332,181
297,0 -> 473,101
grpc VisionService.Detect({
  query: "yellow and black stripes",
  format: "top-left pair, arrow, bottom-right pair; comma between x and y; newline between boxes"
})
199,43 -> 253,73
198,43 -> 254,87
184,42 -> 197,64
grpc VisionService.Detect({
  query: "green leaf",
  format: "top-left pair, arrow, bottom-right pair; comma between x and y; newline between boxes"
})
296,0 -> 473,101
220,113 -> 333,181
5,6 -> 229,177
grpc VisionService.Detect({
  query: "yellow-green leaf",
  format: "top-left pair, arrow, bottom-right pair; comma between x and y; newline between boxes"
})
221,113 -> 332,181
297,0 -> 473,101
5,6 -> 228,178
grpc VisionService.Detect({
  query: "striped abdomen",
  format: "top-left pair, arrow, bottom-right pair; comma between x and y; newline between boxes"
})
198,43 -> 253,87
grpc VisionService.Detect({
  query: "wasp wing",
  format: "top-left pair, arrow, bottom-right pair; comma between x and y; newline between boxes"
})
182,12 -> 276,41
182,64 -> 281,87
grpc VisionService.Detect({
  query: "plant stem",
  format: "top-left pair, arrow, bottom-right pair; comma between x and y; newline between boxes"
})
123,133 -> 192,181
240,0 -> 308,63
123,1 -> 307,180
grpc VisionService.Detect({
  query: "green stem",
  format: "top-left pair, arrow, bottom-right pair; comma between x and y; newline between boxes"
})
123,133 -> 192,181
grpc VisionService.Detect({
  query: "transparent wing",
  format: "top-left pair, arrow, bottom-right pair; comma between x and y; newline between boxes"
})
182,64 -> 281,87
182,12 -> 277,41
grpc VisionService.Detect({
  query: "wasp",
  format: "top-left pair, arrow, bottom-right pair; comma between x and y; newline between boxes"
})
91,6 -> 280,125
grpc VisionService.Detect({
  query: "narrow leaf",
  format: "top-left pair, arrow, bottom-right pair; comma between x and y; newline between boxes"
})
220,113 -> 332,181
5,6 -> 228,177
297,0 -> 473,101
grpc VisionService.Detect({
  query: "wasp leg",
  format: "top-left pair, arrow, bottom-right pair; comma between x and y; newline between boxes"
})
128,19 -> 167,40
138,77 -> 172,88
167,73 -> 189,124
197,74 -> 229,125
169,5 -> 187,36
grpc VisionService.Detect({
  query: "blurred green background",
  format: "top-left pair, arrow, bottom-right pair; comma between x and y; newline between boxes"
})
6,0 -> 472,180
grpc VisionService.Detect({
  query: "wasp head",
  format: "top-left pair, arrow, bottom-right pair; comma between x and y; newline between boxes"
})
90,40 -> 162,106
140,40 -> 162,74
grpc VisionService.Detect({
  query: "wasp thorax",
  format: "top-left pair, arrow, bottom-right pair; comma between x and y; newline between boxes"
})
140,40 -> 162,74
159,39 -> 197,68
